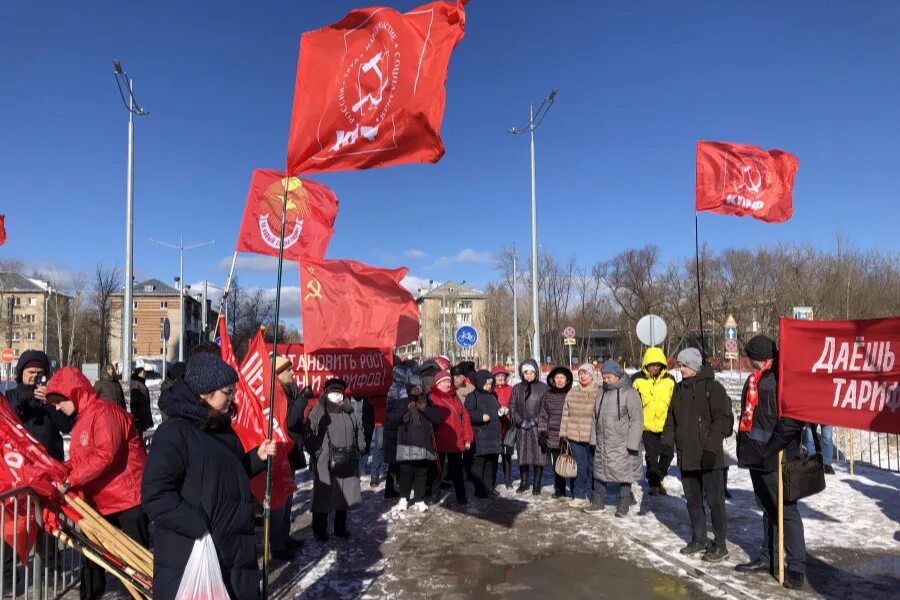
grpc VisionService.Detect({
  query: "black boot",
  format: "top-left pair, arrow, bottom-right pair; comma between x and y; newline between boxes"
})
312,512 -> 329,542
504,456 -> 513,489
532,467 -> 543,495
516,466 -> 530,494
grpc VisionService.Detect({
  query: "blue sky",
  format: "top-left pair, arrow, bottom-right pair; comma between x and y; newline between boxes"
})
2,0 -> 898,320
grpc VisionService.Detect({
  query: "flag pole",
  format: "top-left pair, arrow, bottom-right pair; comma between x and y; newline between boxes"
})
694,213 -> 707,357
777,449 -> 785,584
261,181 -> 289,598
221,250 -> 239,321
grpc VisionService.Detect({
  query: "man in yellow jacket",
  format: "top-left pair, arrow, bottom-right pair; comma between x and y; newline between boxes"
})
631,347 -> 675,495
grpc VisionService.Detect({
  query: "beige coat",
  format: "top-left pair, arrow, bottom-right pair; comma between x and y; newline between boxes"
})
559,380 -> 599,443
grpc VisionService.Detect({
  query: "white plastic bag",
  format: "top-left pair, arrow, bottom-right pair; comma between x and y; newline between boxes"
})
174,533 -> 231,600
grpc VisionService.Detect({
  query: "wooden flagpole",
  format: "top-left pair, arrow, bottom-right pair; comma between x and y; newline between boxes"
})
849,429 -> 855,475
777,449 -> 785,584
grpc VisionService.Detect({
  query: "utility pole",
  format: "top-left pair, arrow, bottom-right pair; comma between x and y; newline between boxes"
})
150,237 -> 214,361
512,248 -> 519,369
113,60 -> 149,385
508,89 -> 558,365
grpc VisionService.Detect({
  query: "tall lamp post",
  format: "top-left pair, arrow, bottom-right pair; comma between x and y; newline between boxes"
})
150,237 -> 214,361
113,59 -> 149,384
508,89 -> 558,365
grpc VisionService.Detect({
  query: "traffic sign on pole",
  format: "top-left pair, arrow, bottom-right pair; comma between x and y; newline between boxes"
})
163,318 -> 171,342
563,326 -> 576,339
455,325 -> 478,349
1,349 -> 14,364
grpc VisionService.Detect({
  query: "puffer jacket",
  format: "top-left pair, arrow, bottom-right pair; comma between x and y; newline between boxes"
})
46,367 -> 145,515
661,365 -> 734,471
389,388 -> 442,462
560,376 -> 599,444
142,377 -> 266,600
465,371 -> 502,456
631,347 -> 676,433
590,376 -> 644,483
538,366 -> 573,450
431,384 -> 474,453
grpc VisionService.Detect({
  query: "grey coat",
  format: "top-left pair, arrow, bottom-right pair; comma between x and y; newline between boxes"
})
304,396 -> 365,513
590,377 -> 644,483
509,359 -> 550,466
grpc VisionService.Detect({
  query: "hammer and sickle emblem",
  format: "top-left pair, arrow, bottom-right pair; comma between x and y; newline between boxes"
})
305,278 -> 322,301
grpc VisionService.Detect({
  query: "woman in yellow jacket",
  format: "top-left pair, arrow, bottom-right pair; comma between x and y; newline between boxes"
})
631,347 -> 675,495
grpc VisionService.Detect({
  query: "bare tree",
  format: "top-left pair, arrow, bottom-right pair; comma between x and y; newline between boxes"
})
94,263 -> 122,367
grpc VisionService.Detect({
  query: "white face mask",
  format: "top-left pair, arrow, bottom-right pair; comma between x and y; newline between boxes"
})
327,392 -> 344,404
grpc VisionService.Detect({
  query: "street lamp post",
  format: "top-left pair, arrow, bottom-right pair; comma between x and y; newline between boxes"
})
508,89 -> 558,365
150,237 -> 214,361
113,59 -> 148,385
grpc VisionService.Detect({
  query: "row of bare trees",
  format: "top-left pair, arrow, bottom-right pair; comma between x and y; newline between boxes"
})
480,237 -> 900,367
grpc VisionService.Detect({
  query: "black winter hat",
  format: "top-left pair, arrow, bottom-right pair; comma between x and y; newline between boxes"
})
323,378 -> 347,394
745,335 -> 777,361
168,362 -> 187,382
15,350 -> 50,383
184,352 -> 238,395
450,364 -> 465,377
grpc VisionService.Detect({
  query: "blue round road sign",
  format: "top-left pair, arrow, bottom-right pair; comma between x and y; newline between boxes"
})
455,325 -> 478,349
163,318 -> 171,342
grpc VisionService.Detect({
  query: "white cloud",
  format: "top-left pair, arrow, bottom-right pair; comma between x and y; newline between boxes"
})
21,262 -> 83,292
428,249 -> 494,269
401,275 -> 437,295
404,249 -> 427,259
216,255 -> 281,272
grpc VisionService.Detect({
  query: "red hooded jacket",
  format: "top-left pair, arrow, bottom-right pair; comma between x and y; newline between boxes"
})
46,367 -> 146,515
492,366 -> 512,438
430,384 -> 473,453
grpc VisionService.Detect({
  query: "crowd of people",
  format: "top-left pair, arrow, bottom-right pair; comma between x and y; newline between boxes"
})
0,333 -> 821,597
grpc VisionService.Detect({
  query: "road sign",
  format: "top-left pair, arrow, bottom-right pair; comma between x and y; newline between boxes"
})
725,339 -> 738,353
563,326 -> 576,339
636,315 -> 667,346
162,318 -> 171,342
563,337 -> 577,346
793,307 -> 814,320
724,327 -> 737,340
1,349 -> 14,364
455,325 -> 478,349
724,314 -> 737,328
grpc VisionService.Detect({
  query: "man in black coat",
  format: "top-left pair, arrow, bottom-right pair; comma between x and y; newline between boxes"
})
130,368 -> 154,433
3,350 -> 74,461
465,370 -> 502,498
662,348 -> 734,563
734,335 -> 807,590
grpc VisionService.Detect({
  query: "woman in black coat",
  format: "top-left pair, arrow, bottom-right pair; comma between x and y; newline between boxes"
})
141,354 -> 276,600
465,370 -> 501,498
129,368 -> 154,433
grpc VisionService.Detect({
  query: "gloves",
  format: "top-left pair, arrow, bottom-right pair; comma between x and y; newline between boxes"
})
701,450 -> 717,471
318,413 -> 332,429
300,385 -> 315,399
521,419 -> 535,431
627,448 -> 639,457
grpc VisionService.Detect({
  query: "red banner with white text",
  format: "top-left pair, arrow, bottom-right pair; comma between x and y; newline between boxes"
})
778,317 -> 900,434
269,343 -> 393,397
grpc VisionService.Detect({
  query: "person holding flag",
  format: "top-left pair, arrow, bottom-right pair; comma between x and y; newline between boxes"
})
734,336 -> 807,590
141,353 -> 277,600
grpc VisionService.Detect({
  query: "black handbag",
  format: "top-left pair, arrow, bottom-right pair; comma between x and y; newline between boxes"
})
781,426 -> 826,503
327,424 -> 360,478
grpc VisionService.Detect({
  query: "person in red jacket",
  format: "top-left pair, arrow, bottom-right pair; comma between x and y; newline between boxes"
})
492,365 -> 515,489
429,370 -> 473,504
46,367 -> 149,600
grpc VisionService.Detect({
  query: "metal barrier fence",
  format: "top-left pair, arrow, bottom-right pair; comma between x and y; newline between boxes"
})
834,429 -> 900,473
0,487 -> 80,600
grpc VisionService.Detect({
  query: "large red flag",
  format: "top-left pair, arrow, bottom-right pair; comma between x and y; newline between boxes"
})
695,141 -> 798,223
241,332 -> 296,509
0,215 -> 6,245
286,1 -> 466,175
300,259 -> 419,352
778,317 -> 900,434
0,396 -> 69,562
218,316 -> 267,448
235,170 -> 338,261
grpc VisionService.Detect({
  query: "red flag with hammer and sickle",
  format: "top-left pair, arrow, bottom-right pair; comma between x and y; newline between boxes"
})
300,259 -> 419,352
286,1 -> 466,175
235,170 -> 338,262
696,141 -> 799,223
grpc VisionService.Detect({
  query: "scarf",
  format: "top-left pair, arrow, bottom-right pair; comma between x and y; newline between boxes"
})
739,369 -> 765,432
